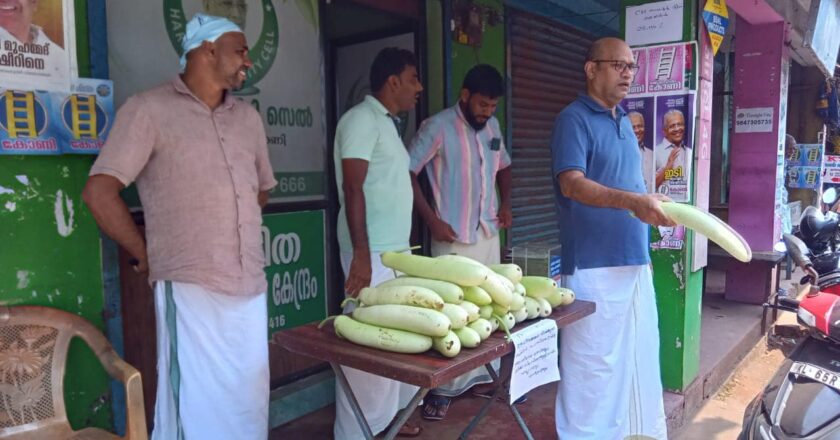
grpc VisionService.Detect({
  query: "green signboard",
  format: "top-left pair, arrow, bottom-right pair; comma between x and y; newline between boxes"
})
262,210 -> 327,338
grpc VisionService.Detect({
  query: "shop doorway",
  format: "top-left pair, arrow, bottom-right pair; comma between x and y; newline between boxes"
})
323,0 -> 428,291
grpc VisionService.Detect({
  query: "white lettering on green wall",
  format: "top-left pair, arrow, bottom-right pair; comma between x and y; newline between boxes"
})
261,227 -> 319,312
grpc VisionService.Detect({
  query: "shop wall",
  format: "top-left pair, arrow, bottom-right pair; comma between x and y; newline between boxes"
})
448,0 -> 506,129
786,63 -> 826,144
0,1 -> 111,428
0,156 -> 110,430
786,62 -> 826,208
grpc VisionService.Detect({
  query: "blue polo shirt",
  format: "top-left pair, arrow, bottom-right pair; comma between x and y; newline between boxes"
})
550,94 -> 649,274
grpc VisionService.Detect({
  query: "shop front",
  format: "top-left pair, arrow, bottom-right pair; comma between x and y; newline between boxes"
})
5,0 -> 840,435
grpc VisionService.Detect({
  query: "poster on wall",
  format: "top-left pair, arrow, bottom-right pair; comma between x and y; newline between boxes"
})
787,143 -> 824,189
824,154 -> 840,184
623,42 -> 697,200
691,30 -> 716,272
0,78 -> 114,155
621,96 -> 655,192
630,48 -> 647,95
262,210 -> 327,338
627,42 -> 694,96
651,224 -> 686,250
107,0 -> 326,202
654,93 -> 695,202
647,43 -> 691,93
701,0 -> 729,56
0,0 -> 76,92
625,0 -> 684,46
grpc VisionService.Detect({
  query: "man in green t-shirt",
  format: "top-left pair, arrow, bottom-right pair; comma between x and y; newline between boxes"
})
332,47 -> 424,439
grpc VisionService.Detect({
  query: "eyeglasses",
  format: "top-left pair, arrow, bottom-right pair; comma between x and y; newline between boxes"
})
589,60 -> 641,75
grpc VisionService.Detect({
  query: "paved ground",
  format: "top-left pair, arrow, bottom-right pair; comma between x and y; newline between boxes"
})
675,339 -> 785,439
675,272 -> 804,440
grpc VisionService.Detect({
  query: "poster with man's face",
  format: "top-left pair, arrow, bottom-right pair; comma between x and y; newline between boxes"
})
654,93 -> 695,202
621,96 -> 655,193
0,0 -> 75,92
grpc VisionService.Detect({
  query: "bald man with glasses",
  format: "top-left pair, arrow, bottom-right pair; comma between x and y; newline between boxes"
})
549,37 -> 672,440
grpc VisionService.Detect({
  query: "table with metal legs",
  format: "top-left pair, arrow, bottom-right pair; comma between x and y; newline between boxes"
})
274,301 -> 595,440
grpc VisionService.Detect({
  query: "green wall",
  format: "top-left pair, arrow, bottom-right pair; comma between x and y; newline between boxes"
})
0,0 -> 112,430
620,0 -> 703,392
650,228 -> 702,391
447,0 -> 506,130
0,156 -> 111,429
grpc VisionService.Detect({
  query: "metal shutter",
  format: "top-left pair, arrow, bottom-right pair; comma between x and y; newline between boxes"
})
509,9 -> 596,246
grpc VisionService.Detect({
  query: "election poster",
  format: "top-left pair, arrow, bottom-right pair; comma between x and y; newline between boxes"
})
0,0 -> 76,92
0,78 -> 114,155
622,96 -> 655,193
654,93 -> 695,202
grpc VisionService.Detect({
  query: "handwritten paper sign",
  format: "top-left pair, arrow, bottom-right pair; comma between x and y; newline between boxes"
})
509,318 -> 560,404
626,0 -> 684,47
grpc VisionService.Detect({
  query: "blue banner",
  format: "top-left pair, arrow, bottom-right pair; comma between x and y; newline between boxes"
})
0,78 -> 113,155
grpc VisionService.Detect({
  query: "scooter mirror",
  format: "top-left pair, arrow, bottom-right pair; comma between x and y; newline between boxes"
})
782,233 -> 812,268
823,187 -> 838,205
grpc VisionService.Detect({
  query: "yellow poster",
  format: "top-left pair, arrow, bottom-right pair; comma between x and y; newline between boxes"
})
702,0 -> 729,56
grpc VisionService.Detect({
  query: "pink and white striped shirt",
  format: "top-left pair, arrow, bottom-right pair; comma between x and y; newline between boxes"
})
408,104 -> 511,244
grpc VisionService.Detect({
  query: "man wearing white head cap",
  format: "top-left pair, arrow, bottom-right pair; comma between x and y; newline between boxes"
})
83,13 -> 276,440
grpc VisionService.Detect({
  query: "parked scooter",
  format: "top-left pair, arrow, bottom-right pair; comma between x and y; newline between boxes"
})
738,232 -> 840,439
798,188 -> 840,294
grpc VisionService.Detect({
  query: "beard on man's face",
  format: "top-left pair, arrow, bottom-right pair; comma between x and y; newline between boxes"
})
463,106 -> 488,131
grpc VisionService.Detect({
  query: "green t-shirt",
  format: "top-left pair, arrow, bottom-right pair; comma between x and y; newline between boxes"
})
334,95 -> 413,253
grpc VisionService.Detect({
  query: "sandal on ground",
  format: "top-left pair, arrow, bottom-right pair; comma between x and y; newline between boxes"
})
395,422 -> 422,437
420,394 -> 451,421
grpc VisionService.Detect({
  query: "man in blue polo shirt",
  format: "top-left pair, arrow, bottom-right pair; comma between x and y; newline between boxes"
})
550,37 -> 675,440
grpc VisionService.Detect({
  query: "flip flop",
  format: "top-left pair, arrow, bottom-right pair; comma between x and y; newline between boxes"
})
420,394 -> 451,421
396,423 -> 423,437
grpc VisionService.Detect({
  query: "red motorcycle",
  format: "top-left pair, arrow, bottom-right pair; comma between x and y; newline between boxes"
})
739,232 -> 840,439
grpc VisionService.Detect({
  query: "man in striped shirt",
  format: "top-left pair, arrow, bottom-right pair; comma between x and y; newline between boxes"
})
408,64 -> 512,421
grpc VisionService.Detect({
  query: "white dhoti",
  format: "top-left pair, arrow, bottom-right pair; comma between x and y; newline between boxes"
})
555,265 -> 667,440
429,233 -> 500,396
151,281 -> 269,440
334,250 -> 420,440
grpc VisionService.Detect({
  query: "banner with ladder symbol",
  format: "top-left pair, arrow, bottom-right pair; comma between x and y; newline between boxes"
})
646,43 -> 690,93
68,95 -> 98,139
0,78 -> 114,155
656,46 -> 677,82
